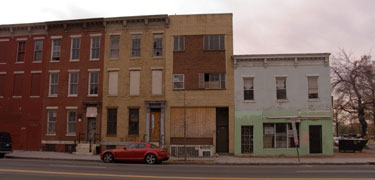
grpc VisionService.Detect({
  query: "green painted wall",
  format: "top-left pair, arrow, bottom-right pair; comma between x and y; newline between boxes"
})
234,111 -> 333,156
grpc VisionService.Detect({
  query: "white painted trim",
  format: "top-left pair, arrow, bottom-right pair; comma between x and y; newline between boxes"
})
33,37 -> 45,40
243,100 -> 256,103
241,75 -> 255,78
90,33 -> 102,37
69,59 -> 80,62
45,134 -> 56,137
51,36 -> 62,39
152,31 -> 164,34
65,134 -> 76,137
129,67 -> 141,70
68,69 -> 80,72
67,95 -> 78,97
16,38 -> 27,41
0,39 -> 10,42
15,62 -> 25,64
275,75 -> 288,77
0,62 -> 6,64
88,94 -> 98,97
0,72 -> 6,74
70,35 -> 82,38
88,68 -> 100,72
46,106 -> 58,110
12,96 -> 22,98
151,67 -> 164,70
130,32 -> 143,35
48,70 -> 60,73
14,71 -> 24,74
306,74 -> 320,77
109,32 -> 121,36
30,96 -> 40,98
65,106 -> 78,110
31,70 -> 42,74
41,140 -> 75,144
107,68 -> 119,71
0,96 -> 3,98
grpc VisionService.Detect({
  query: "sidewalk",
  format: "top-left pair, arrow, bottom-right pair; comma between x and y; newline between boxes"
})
4,148 -> 375,165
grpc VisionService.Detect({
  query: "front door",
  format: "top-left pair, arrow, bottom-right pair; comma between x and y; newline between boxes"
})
150,109 -> 161,142
309,125 -> 322,154
87,118 -> 96,141
241,126 -> 253,154
216,107 -> 229,153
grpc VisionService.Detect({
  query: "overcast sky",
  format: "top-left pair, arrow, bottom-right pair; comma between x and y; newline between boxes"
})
1,0 -> 374,57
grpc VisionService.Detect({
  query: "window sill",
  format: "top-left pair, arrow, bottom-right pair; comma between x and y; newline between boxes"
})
46,134 -> 56,136
152,56 -> 163,59
48,95 -> 58,98
69,59 -> 80,62
12,96 -> 22,98
0,62 -> 6,65
173,89 -> 185,91
129,95 -> 140,97
65,134 -> 76,137
151,94 -> 163,97
32,61 -> 42,63
89,59 -> 100,61
109,57 -> 120,60
308,99 -> 320,102
0,96 -> 3,98
50,60 -> 60,63
68,95 -> 78,97
130,57 -> 140,59
88,94 -> 98,97
30,96 -> 40,98
107,95 -> 118,97
15,62 -> 24,64
276,99 -> 288,103
243,100 -> 256,103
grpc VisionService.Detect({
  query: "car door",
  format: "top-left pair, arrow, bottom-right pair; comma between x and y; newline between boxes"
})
133,143 -> 147,160
116,144 -> 137,160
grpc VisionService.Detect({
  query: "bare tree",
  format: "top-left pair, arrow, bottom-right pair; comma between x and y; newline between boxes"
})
331,50 -> 374,137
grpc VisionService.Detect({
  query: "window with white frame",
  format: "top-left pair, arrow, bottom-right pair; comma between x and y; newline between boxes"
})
308,76 -> 319,99
68,72 -> 78,96
153,34 -> 163,57
47,110 -> 57,134
243,78 -> 254,100
131,35 -> 141,57
89,71 -> 99,95
173,74 -> 184,89
90,36 -> 100,60
51,39 -> 61,61
263,123 -> 300,148
108,71 -> 118,96
199,73 -> 225,89
49,73 -> 59,96
204,35 -> 224,50
33,39 -> 43,62
70,38 -> 80,60
276,77 -> 287,100
17,41 -> 26,62
67,110 -> 76,134
174,36 -> 185,51
109,35 -> 120,58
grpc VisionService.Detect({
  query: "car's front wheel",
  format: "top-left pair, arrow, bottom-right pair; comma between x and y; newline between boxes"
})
102,153 -> 114,163
145,154 -> 157,164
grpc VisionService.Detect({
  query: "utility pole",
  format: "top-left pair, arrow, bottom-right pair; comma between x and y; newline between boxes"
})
184,89 -> 187,161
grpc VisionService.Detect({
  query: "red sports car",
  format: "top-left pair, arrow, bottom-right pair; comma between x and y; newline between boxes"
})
100,142 -> 169,164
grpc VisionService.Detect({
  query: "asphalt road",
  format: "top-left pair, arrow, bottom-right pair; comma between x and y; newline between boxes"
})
0,158 -> 374,180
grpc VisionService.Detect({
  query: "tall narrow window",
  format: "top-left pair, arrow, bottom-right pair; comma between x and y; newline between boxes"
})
0,74 -> 5,97
308,76 -> 319,99
130,70 -> 140,96
204,35 -> 224,50
33,39 -> 43,62
16,41 -> 26,63
49,73 -> 59,96
90,36 -> 100,60
89,71 -> 99,95
68,72 -> 78,96
152,70 -> 162,95
276,77 -> 287,100
174,36 -> 185,51
131,35 -> 141,57
241,126 -> 253,154
51,39 -> 61,61
109,35 -> 120,58
13,73 -> 24,97
153,34 -> 163,57
244,78 -> 254,100
30,73 -> 41,96
129,109 -> 139,135
67,110 -> 76,134
70,38 -> 80,60
107,109 -> 117,135
173,74 -> 184,89
47,110 -> 57,134
0,41 -> 9,63
108,71 -> 118,96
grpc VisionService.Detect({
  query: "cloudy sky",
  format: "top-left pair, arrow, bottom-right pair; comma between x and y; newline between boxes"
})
1,0 -> 374,57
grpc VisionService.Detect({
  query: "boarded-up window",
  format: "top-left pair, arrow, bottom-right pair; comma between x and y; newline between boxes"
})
130,70 -> 140,96
108,71 -> 118,96
33,40 -> 43,62
308,76 -> 319,99
107,109 -> 117,135
129,109 -> 139,135
70,38 -> 80,60
0,74 -> 5,96
244,78 -> 254,100
30,73 -> 41,96
276,77 -> 287,100
109,35 -> 120,58
13,74 -> 24,96
0,41 -> 8,63
17,41 -> 26,62
152,70 -> 162,95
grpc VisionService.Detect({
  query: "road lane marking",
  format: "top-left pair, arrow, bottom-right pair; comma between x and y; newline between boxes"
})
49,164 -> 107,169
0,169 -> 374,180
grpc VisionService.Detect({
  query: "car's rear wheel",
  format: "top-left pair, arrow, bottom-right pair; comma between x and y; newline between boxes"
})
145,154 -> 157,164
102,153 -> 114,163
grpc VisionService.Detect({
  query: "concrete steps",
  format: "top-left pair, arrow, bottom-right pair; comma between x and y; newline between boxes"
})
73,143 -> 99,155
